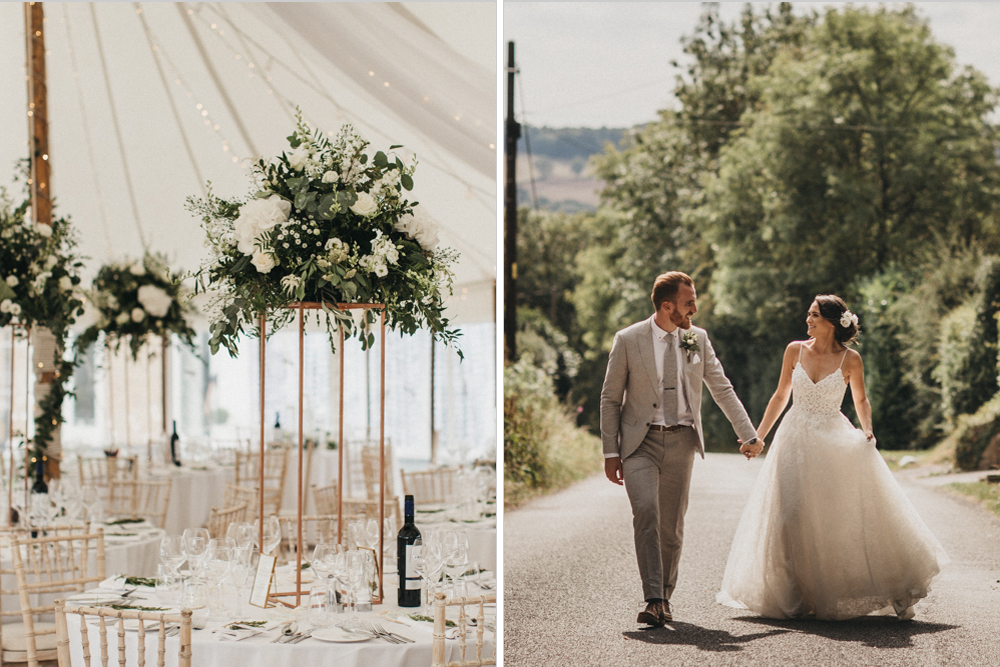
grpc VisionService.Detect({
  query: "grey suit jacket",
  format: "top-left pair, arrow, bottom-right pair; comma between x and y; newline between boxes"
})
600,319 -> 756,460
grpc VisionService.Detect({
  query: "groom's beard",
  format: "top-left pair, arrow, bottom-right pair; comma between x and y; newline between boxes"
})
672,311 -> 693,329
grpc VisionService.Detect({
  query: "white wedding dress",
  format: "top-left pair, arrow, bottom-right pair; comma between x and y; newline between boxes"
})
717,352 -> 949,620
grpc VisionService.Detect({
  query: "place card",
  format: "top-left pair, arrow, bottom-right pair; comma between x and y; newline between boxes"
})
249,554 -> 277,608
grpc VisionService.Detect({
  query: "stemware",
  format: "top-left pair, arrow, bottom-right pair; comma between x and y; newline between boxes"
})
182,528 -> 210,580
445,543 -> 470,598
204,540 -> 233,619
229,548 -> 253,618
364,518 -> 380,552
262,515 -> 282,557
160,535 -> 187,574
417,539 -> 444,612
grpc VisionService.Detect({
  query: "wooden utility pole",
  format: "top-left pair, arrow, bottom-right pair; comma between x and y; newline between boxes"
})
503,41 -> 520,364
25,1 -> 60,479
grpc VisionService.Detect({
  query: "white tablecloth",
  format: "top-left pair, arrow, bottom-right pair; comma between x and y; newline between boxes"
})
146,466 -> 234,536
64,581 -> 495,667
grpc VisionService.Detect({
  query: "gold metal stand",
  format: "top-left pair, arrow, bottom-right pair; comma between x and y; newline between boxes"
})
257,303 -> 387,607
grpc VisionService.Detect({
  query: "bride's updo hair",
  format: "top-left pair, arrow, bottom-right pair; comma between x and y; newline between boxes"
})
815,294 -> 859,346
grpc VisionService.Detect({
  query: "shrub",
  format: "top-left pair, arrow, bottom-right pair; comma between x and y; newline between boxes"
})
943,392 -> 1000,471
503,358 -> 601,508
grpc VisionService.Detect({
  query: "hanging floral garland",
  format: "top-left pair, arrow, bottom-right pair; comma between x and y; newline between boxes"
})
76,251 -> 197,359
0,171 -> 85,459
186,111 -> 461,357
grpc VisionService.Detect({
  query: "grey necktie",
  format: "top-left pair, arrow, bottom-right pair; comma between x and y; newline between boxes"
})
662,332 -> 678,424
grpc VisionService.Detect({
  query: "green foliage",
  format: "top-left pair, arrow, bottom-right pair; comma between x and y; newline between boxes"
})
503,358 -> 601,507
516,306 -> 580,400
942,392 -> 1000,471
934,301 -> 979,422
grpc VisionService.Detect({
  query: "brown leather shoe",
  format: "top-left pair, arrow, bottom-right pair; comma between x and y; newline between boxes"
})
637,601 -> 664,627
661,600 -> 673,622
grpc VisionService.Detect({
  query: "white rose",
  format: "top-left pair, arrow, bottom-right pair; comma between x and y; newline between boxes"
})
35,223 -> 52,238
115,312 -> 131,325
129,263 -> 146,276
59,276 -> 73,291
45,255 -> 58,270
350,192 -> 377,217
251,251 -> 277,274
8,303 -> 19,316
131,307 -> 146,322
5,276 -> 18,287
0,299 -> 11,313
1,229 -> 12,239
287,146 -> 311,171
322,170 -> 340,184
137,284 -> 173,318
395,206 -> 439,251
106,294 -> 119,310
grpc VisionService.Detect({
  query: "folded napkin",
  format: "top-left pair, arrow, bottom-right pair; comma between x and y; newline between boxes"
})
98,575 -> 155,593
212,621 -> 278,641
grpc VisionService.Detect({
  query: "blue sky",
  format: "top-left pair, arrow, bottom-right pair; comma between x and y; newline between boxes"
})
504,2 -> 1000,128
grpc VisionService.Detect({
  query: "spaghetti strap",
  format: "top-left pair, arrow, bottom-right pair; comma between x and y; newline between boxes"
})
838,350 -> 848,369
797,342 -> 804,364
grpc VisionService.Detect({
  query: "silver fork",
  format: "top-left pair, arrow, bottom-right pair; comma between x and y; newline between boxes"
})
371,620 -> 414,644
362,620 -> 399,644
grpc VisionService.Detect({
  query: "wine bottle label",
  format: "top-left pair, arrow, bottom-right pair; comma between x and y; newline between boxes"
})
405,544 -> 421,590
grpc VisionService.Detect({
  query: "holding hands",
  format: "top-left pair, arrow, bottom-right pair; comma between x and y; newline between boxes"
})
738,437 -> 764,460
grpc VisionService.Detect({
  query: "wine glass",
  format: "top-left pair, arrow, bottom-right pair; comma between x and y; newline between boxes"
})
227,522 -> 255,550
262,515 -> 281,557
159,535 -> 186,575
418,539 -> 444,612
364,518 -> 380,552
311,544 -> 335,596
182,528 -> 210,580
445,543 -> 470,598
229,547 -> 253,618
345,550 -> 367,615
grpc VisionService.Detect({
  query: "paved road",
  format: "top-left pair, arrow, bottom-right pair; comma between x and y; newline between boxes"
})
503,453 -> 1000,667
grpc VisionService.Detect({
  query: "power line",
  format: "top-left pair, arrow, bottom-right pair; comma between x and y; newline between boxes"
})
516,71 -> 540,210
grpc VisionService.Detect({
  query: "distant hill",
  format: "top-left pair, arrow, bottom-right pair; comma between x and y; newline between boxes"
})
512,126 -> 629,212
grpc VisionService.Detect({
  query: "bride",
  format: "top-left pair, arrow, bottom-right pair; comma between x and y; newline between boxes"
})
717,295 -> 949,621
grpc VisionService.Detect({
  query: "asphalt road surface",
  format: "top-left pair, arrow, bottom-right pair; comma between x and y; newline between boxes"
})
503,453 -> 1000,667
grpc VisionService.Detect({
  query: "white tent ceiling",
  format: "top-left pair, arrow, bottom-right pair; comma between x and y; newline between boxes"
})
0,2 -> 497,323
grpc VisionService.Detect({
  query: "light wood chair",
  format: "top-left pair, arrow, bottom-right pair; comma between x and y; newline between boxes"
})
234,448 -> 288,516
105,479 -> 172,528
431,592 -> 496,667
206,503 -> 248,540
311,481 -> 338,516
402,468 -> 460,506
54,599 -> 192,667
361,447 -> 401,525
223,483 -> 259,523
8,528 -> 106,667
0,525 -> 89,667
276,515 -> 359,563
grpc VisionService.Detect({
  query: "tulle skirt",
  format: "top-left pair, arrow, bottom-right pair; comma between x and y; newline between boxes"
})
717,407 -> 949,620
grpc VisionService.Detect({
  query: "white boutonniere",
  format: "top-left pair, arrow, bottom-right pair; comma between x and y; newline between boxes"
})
680,330 -> 700,364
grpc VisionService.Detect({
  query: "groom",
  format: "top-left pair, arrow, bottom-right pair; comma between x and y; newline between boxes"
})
600,271 -> 760,626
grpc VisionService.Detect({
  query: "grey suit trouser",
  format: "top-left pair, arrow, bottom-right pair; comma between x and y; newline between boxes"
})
622,426 -> 698,602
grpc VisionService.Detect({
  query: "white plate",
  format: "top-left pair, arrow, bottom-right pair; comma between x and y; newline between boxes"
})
67,592 -> 124,603
122,619 -> 160,632
311,627 -> 371,643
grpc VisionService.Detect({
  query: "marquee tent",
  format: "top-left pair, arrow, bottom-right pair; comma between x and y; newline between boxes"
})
0,2 -> 497,463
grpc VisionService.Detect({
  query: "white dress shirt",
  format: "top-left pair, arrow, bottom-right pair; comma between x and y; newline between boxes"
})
650,315 -> 694,427
606,316 -> 694,459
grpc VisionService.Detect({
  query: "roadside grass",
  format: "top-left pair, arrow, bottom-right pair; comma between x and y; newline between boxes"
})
946,481 -> 1000,520
504,416 -> 602,510
879,449 -> 934,471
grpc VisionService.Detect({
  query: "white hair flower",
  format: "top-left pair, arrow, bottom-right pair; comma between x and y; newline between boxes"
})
840,310 -> 859,328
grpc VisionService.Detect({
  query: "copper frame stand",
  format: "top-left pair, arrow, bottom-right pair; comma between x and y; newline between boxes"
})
257,302 -> 387,608
4,325 -> 33,526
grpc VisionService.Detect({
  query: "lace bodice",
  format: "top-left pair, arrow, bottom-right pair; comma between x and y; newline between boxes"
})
790,362 -> 848,417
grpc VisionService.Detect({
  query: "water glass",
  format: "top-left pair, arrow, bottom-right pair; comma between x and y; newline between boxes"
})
306,584 -> 335,627
155,565 -> 181,606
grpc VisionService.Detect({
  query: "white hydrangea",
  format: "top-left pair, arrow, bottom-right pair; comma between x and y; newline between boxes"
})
137,284 -> 173,318
234,195 -> 291,256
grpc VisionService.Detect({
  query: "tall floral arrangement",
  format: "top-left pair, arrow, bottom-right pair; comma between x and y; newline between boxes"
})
0,170 -> 86,457
77,252 -> 197,359
186,112 -> 460,357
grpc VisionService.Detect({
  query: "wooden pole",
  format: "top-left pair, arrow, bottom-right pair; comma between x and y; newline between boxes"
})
503,40 -> 520,363
25,1 -> 61,479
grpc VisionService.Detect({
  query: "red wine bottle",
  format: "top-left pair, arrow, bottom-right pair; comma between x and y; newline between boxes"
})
397,495 -> 422,607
